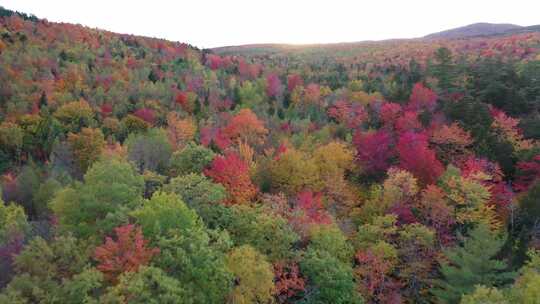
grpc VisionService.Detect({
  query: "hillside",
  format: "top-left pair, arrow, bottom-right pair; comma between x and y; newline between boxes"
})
1,6 -> 540,304
424,22 -> 523,39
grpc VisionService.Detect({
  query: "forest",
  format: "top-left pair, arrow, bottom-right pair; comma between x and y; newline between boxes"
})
0,6 -> 540,304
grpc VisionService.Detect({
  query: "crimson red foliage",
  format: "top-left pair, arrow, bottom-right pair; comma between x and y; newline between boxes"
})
206,54 -> 224,70
407,82 -> 437,112
175,91 -> 188,106
237,59 -> 261,79
200,126 -> 232,150
388,203 -> 417,225
353,130 -> 394,174
397,131 -> 444,185
514,155 -> 540,192
287,74 -> 303,93
100,104 -> 113,116
266,73 -> 282,98
295,190 -> 331,225
133,108 -> 155,125
395,111 -> 422,133
274,142 -> 288,161
379,102 -> 402,128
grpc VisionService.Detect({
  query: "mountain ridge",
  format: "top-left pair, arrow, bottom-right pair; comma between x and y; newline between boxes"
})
212,23 -> 540,52
424,22 -> 524,39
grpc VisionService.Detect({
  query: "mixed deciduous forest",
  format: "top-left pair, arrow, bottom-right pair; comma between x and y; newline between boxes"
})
1,6 -> 540,304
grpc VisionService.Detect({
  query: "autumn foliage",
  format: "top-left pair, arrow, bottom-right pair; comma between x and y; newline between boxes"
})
273,262 -> 306,302
354,130 -> 394,174
94,224 -> 159,282
397,131 -> 444,185
204,152 -> 258,205
1,8 -> 540,304
221,109 -> 268,146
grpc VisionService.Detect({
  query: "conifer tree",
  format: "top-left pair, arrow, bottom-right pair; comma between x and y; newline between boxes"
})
432,224 -> 515,303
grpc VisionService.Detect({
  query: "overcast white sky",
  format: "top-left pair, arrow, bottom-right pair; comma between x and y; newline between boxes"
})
2,0 -> 539,48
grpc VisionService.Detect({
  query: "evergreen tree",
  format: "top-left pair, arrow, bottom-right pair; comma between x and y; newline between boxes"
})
430,47 -> 455,91
432,224 -> 515,303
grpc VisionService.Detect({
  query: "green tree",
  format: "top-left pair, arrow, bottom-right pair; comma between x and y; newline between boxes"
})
0,122 -> 24,165
222,204 -> 299,262
131,191 -> 232,303
100,266 -> 187,304
162,173 -> 227,228
513,182 -> 540,263
308,225 -> 354,263
0,201 -> 29,244
50,158 -> 144,239
155,229 -> 233,304
430,47 -> 455,91
508,250 -> 540,303
432,224 -> 515,303
169,142 -> 215,176
301,248 -> 363,304
131,191 -> 200,239
60,268 -> 104,304
0,236 -> 90,303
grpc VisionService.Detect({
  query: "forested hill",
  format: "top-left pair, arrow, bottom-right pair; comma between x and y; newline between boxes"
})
1,6 -> 540,304
424,23 -> 524,39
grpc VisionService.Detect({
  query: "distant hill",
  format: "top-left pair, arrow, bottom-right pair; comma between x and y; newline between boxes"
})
424,23 -> 525,39
214,23 -> 540,55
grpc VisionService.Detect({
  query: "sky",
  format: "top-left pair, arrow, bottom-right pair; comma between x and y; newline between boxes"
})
2,0 -> 539,48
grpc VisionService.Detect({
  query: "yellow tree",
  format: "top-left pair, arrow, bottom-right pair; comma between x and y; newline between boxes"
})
67,128 -> 105,173
166,113 -> 197,151
439,166 -> 502,230
54,99 -> 95,132
225,245 -> 275,304
268,148 -> 322,194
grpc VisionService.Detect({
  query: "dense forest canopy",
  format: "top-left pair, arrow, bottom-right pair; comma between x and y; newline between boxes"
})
1,6 -> 540,303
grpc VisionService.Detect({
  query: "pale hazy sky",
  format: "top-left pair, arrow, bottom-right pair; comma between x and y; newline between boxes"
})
2,0 -> 539,48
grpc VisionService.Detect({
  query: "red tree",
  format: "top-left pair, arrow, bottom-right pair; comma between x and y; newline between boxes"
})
287,74 -> 303,93
288,190 -> 332,239
397,131 -> 444,185
514,155 -> 540,192
328,100 -> 367,129
175,91 -> 188,106
295,190 -> 331,225
94,224 -> 159,282
100,104 -> 113,117
355,249 -> 402,303
304,83 -> 321,104
266,73 -> 282,98
273,262 -> 305,303
204,152 -> 258,205
133,108 -> 155,125
379,102 -> 402,128
206,54 -> 224,70
221,108 -> 268,146
407,82 -> 437,112
353,130 -> 394,174
395,111 -> 422,133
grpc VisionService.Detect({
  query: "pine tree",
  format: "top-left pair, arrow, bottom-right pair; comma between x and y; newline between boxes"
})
432,224 -> 515,303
